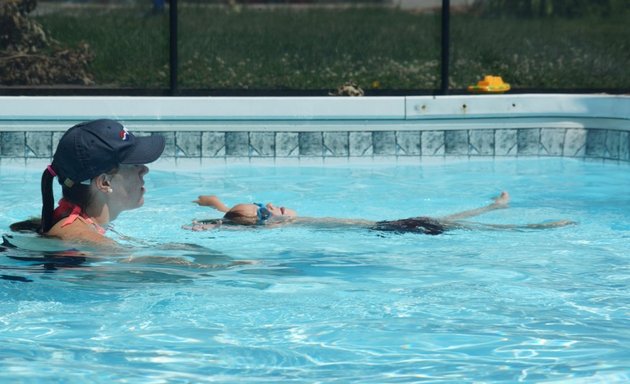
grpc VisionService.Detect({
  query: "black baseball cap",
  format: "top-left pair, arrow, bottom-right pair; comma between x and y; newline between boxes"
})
51,119 -> 165,187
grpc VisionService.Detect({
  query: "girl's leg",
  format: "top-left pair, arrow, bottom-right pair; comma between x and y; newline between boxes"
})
439,191 -> 510,221
461,220 -> 577,231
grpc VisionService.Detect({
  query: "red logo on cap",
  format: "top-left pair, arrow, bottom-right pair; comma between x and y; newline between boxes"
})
119,127 -> 129,141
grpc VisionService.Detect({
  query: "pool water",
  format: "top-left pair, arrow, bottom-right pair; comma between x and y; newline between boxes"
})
1,158 -> 629,383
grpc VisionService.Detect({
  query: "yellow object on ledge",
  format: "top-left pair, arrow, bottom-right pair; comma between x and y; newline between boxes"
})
468,75 -> 511,93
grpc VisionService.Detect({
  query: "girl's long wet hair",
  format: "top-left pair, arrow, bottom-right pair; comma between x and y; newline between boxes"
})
223,210 -> 258,226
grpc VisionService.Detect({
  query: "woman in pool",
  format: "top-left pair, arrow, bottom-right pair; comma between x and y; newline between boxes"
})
11,119 -> 165,245
185,192 -> 575,234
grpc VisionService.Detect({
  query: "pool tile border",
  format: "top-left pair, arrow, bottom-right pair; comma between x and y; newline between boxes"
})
1,127 -> 629,163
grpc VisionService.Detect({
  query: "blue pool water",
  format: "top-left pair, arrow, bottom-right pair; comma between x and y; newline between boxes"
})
1,158 -> 629,383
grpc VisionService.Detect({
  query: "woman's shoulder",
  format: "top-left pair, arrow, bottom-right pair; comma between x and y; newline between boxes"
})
46,217 -> 116,246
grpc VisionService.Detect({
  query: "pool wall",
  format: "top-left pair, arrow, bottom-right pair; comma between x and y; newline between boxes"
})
1,94 -> 629,166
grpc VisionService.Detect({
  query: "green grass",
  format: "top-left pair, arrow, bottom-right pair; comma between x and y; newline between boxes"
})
450,15 -> 630,89
35,8 -> 170,87
34,5 -> 630,91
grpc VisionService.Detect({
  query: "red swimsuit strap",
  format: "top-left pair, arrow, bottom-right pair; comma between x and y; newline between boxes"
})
53,199 -> 106,235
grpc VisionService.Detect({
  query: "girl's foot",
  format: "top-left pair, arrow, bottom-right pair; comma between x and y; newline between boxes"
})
492,191 -> 510,208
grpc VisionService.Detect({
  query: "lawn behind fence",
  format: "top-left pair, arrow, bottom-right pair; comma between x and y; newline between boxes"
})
34,4 -> 630,92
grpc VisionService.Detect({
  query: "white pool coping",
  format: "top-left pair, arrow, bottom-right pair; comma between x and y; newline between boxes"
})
1,94 -> 629,131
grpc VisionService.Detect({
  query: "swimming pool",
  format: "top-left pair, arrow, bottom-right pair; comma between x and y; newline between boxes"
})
1,157 -> 629,382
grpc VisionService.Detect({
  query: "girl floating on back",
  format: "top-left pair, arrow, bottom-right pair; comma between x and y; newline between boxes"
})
185,192 -> 575,234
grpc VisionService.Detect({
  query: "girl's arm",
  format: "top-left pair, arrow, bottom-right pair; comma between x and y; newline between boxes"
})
194,195 -> 231,212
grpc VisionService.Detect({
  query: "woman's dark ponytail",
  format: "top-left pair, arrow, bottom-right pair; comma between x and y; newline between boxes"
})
40,167 -> 56,233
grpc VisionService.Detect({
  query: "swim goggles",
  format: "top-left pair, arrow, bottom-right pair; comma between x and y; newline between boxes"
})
254,203 -> 272,224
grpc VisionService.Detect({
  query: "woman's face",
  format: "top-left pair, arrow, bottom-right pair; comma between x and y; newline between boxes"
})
109,164 -> 149,211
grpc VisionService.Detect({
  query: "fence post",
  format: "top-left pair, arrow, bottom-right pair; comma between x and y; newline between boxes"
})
170,0 -> 178,95
440,0 -> 450,95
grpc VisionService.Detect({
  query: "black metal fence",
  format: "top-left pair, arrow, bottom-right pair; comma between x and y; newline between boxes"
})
1,0 -> 628,96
